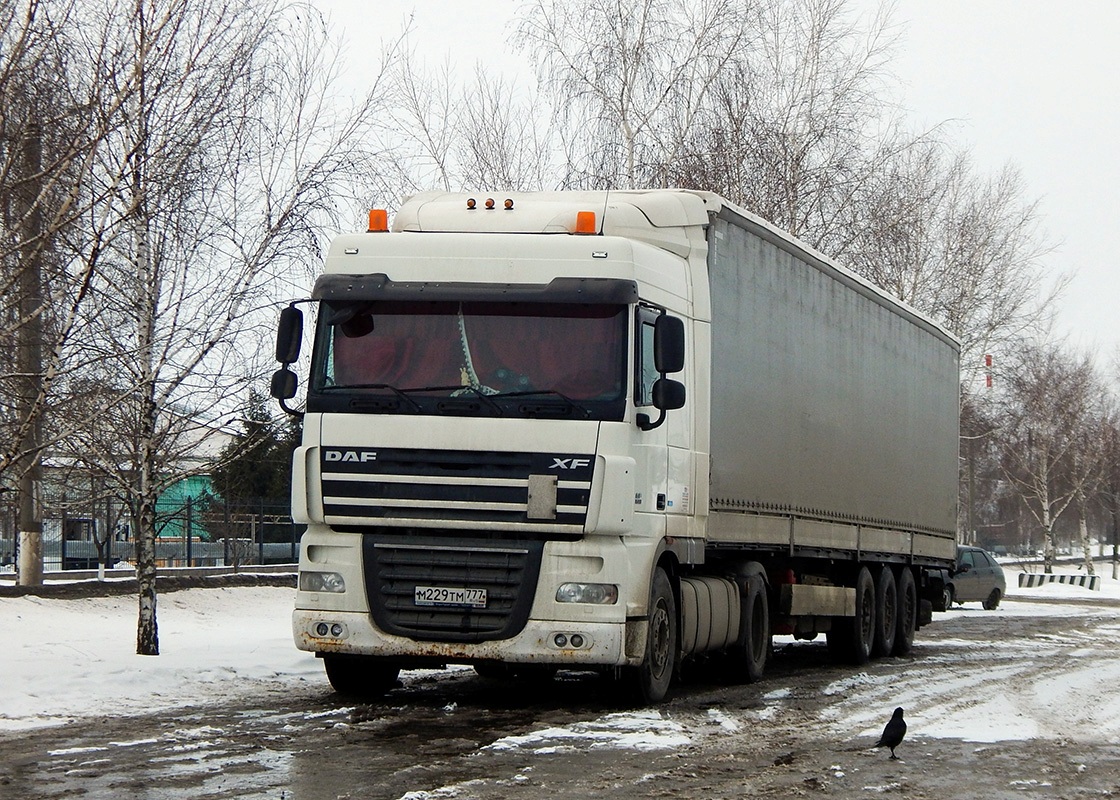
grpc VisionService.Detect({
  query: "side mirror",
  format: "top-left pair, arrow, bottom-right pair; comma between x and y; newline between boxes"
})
270,367 -> 298,400
638,379 -> 686,431
652,377 -> 686,410
275,306 -> 303,364
654,315 -> 685,374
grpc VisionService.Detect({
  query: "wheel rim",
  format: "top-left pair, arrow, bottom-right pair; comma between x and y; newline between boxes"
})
882,589 -> 896,636
859,585 -> 874,640
649,597 -> 671,679
750,595 -> 767,662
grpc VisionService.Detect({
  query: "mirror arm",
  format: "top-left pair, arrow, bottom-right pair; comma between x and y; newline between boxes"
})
278,397 -> 304,419
637,409 -> 666,432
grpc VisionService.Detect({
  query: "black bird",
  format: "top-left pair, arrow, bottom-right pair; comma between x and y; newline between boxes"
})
875,707 -> 906,759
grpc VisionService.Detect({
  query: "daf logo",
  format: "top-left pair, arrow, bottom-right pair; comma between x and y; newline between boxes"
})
324,450 -> 377,463
550,457 -> 591,470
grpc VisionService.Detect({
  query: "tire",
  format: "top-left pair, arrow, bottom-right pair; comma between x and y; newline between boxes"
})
827,566 -> 875,665
872,566 -> 897,658
323,654 -> 400,699
893,567 -> 918,656
728,573 -> 770,682
983,588 -> 1002,611
626,567 -> 678,703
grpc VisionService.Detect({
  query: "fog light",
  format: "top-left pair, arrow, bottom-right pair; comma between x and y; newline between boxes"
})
553,633 -> 568,648
556,582 -> 618,604
330,623 -> 343,637
300,571 -> 346,593
569,634 -> 584,648
315,622 -> 330,637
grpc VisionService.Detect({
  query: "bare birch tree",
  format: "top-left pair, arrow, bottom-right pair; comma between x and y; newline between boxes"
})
841,141 -> 1062,379
54,0 -> 398,655
672,0 -> 901,243
1100,412 -> 1120,579
516,0 -> 750,189
999,342 -> 1106,574
455,67 -> 558,191
0,0 -> 143,583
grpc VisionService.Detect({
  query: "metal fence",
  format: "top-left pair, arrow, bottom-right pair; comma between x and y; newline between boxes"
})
0,497 -> 303,572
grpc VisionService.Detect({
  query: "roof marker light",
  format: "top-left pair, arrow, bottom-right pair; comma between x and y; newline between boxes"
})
485,198 -> 496,209
367,209 -> 388,232
504,198 -> 514,210
574,210 -> 596,234
466,198 -> 477,209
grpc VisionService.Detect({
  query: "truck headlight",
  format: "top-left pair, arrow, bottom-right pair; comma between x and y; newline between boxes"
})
556,582 -> 618,604
299,570 -> 346,593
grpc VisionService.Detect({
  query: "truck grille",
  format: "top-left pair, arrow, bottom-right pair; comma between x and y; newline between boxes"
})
362,535 -> 544,643
321,447 -> 593,531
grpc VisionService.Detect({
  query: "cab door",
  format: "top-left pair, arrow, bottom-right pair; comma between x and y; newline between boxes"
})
633,306 -> 690,536
633,306 -> 670,536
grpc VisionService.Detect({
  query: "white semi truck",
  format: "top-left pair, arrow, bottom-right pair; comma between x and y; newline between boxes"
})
270,189 -> 959,703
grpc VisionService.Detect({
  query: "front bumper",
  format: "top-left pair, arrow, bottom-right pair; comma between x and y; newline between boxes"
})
293,608 -> 630,668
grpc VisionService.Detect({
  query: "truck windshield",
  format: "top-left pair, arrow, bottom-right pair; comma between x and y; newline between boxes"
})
309,300 -> 627,419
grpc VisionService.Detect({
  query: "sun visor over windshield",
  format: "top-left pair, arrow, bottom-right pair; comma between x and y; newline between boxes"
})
312,274 -> 638,305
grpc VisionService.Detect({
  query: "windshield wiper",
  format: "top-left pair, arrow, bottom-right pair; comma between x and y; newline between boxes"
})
492,389 -> 592,418
324,383 -> 423,413
411,384 -> 503,416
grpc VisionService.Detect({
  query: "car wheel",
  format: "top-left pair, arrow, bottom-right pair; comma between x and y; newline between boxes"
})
983,588 -> 1002,610
941,584 -> 954,610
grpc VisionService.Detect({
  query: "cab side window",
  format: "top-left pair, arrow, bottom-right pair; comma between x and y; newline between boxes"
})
636,311 -> 659,406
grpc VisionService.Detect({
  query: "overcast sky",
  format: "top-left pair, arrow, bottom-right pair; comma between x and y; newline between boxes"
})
322,0 -> 1120,366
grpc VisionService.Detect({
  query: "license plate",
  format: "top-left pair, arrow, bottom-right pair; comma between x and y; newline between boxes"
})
414,586 -> 488,608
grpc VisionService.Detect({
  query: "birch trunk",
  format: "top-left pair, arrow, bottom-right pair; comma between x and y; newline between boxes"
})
132,0 -> 159,655
1077,491 -> 1095,576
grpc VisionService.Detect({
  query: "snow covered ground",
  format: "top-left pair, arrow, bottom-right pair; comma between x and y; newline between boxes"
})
1,583 -> 320,731
3,568 -> 1119,745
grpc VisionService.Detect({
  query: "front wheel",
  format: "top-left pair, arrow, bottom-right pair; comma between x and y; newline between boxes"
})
323,654 -> 400,699
626,567 -> 678,704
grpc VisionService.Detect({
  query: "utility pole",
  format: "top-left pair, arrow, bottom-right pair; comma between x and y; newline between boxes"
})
16,120 -> 45,587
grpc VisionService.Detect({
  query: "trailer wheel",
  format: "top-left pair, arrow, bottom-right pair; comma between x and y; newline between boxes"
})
872,566 -> 897,658
893,567 -> 918,656
827,566 -> 874,665
627,567 -> 677,703
729,573 -> 770,682
323,654 -> 400,699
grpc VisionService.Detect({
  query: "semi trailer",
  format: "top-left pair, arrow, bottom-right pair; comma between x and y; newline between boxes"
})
270,189 -> 959,702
